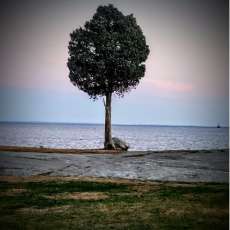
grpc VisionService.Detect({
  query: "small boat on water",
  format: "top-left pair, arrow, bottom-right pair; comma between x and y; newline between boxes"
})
217,124 -> 221,128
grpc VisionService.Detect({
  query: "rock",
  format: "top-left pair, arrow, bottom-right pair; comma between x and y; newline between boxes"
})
112,137 -> 129,151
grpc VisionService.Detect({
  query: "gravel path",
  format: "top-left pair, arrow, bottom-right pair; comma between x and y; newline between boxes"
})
0,149 -> 228,182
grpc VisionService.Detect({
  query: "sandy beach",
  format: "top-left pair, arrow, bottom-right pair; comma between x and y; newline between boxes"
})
0,148 -> 228,183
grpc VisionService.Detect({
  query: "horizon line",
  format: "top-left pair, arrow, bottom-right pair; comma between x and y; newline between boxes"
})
0,121 -> 228,128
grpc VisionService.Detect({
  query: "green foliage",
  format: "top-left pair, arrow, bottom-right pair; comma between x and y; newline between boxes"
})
67,4 -> 149,98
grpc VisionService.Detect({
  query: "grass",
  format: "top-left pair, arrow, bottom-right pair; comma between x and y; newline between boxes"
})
0,145 -> 122,154
0,146 -> 227,154
0,177 -> 228,230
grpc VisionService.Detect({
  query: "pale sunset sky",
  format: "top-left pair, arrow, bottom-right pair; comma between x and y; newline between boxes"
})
0,0 -> 229,126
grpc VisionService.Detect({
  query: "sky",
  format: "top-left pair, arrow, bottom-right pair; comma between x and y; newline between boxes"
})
0,0 -> 229,126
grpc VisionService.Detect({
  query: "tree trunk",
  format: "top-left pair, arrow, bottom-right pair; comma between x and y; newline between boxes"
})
104,92 -> 114,149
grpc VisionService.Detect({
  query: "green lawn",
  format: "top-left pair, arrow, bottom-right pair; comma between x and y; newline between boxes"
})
0,177 -> 228,230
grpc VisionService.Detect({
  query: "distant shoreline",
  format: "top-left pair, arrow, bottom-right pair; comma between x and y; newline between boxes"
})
0,121 -> 228,128
0,145 -> 228,155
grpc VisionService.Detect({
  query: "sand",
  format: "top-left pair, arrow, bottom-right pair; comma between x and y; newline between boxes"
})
0,148 -> 228,182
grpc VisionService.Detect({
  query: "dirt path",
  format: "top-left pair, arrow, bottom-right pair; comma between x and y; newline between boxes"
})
0,149 -> 228,182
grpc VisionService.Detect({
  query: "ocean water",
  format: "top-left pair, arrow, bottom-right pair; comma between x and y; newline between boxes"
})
0,122 -> 228,151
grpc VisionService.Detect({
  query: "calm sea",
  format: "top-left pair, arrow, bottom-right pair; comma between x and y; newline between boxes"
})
0,122 -> 228,151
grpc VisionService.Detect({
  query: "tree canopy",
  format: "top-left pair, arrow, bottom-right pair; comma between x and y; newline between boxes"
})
67,4 -> 149,99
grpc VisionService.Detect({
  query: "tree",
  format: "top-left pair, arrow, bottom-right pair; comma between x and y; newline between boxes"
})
67,4 -> 149,149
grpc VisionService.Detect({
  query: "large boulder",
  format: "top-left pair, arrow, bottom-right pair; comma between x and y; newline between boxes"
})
112,137 -> 129,151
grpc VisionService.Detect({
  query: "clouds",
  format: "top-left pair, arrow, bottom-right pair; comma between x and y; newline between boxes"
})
147,79 -> 193,93
0,0 -> 228,126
